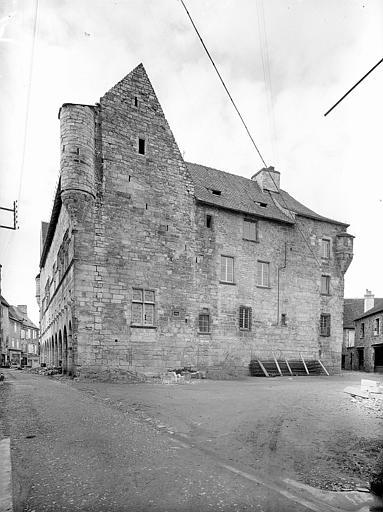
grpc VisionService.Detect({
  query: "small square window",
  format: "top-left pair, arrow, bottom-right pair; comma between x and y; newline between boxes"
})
320,275 -> 330,295
138,138 -> 146,155
220,256 -> 234,283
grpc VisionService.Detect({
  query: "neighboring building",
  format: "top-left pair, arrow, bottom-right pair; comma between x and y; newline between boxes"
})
0,299 -> 39,367
353,302 -> 383,373
36,64 -> 354,379
8,305 -> 23,366
17,305 -> 40,368
342,290 -> 383,371
0,295 -> 10,366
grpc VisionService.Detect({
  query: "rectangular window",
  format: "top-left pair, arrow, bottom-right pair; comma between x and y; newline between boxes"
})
239,306 -> 252,330
21,329 -> 25,339
138,138 -> 146,155
206,214 -> 212,228
243,219 -> 258,241
131,288 -> 155,326
198,313 -> 210,333
360,322 -> 365,338
320,275 -> 330,295
374,318 -> 380,336
321,239 -> 330,259
320,314 -> 331,336
220,256 -> 234,283
257,261 -> 270,287
281,313 -> 287,326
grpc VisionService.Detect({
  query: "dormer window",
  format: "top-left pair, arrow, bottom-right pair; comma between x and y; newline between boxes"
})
211,189 -> 221,196
255,201 -> 267,208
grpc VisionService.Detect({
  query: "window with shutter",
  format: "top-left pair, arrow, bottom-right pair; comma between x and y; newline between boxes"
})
239,306 -> 252,330
220,256 -> 234,283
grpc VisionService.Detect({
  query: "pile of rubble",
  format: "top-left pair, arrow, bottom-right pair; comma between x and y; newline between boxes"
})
160,367 -> 205,384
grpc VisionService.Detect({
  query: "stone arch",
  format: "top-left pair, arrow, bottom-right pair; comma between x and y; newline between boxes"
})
68,321 -> 73,376
58,330 -> 63,371
63,326 -> 68,374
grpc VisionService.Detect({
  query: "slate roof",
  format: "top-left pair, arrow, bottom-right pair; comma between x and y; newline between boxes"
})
186,162 -> 348,227
344,298 -> 383,327
1,295 -> 10,307
8,305 -> 24,323
354,300 -> 383,322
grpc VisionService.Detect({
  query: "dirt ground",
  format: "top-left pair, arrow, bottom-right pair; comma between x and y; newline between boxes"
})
73,371 -> 383,493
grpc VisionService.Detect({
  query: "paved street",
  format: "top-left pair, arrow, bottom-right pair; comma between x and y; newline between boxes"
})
0,370 -> 379,512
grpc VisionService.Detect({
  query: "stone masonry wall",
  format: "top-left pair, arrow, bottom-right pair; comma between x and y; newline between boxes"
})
50,64 -> 352,379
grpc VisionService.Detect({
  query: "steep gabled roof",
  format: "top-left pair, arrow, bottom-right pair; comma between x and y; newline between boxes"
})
187,162 -> 349,227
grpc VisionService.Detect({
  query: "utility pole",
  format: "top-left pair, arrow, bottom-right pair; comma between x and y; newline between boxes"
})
0,201 -> 18,230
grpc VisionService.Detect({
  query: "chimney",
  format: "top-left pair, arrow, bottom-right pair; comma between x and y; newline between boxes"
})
364,290 -> 374,312
17,305 -> 28,317
251,166 -> 280,193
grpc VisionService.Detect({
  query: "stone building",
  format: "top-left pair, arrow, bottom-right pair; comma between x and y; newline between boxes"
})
36,64 -> 354,379
342,291 -> 383,370
0,295 -> 10,366
353,301 -> 383,373
0,301 -> 39,367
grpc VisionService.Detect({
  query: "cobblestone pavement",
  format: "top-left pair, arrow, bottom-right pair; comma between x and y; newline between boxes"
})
0,370 -> 380,512
0,370 -> 320,512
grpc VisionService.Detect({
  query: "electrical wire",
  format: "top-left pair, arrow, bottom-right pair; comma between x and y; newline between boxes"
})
178,0 -> 322,268
178,0 -> 267,168
17,0 -> 39,207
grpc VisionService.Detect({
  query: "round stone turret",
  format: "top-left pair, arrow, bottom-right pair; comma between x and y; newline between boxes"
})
59,104 -> 96,199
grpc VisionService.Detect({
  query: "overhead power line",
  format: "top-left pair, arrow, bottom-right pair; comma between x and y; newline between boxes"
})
324,57 -> 383,116
178,0 -> 322,268
178,0 -> 267,167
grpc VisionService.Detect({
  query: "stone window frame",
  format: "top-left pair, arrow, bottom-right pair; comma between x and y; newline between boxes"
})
320,314 -> 331,337
198,312 -> 211,334
320,275 -> 331,295
239,306 -> 252,331
321,238 -> 331,259
360,322 -> 365,339
243,218 -> 258,242
257,260 -> 270,288
131,288 -> 156,327
373,318 -> 380,336
220,255 -> 235,284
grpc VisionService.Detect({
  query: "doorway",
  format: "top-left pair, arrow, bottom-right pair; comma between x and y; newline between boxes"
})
374,345 -> 383,373
357,348 -> 364,371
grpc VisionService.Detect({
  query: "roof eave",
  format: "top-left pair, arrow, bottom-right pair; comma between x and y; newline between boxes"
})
195,198 -> 295,225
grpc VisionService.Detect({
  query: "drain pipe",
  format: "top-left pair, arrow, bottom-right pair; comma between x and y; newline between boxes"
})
277,243 -> 287,324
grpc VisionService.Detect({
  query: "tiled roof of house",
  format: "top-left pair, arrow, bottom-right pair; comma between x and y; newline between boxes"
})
354,300 -> 383,321
186,162 -> 349,227
8,305 -> 24,323
344,298 -> 383,327
0,295 -> 10,307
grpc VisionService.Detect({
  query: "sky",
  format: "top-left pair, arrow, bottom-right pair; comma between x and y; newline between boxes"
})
0,0 -> 382,325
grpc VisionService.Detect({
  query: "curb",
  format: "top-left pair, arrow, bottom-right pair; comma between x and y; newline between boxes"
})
0,438 -> 13,512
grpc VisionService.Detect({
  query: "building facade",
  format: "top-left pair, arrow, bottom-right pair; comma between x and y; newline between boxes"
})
0,295 -> 10,366
37,64 -> 354,379
342,291 -> 383,370
353,304 -> 383,373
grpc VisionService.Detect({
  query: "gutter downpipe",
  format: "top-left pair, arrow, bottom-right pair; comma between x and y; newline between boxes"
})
277,243 -> 287,324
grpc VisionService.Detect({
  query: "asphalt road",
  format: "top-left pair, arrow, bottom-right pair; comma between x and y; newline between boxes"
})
0,370 -> 376,512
